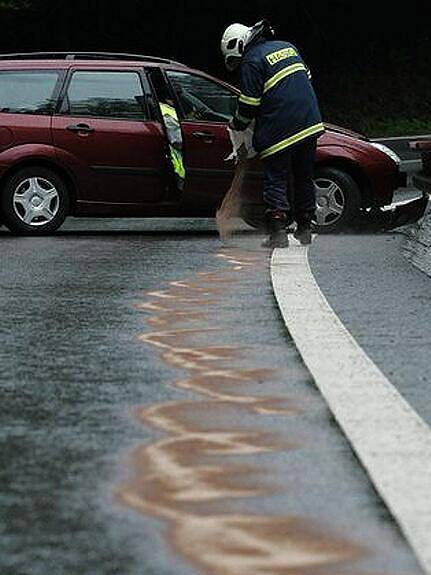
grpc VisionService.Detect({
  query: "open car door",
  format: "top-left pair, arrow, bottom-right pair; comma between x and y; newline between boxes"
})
164,69 -> 262,216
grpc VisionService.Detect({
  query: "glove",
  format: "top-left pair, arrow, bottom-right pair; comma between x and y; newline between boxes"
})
228,118 -> 240,131
225,123 -> 257,163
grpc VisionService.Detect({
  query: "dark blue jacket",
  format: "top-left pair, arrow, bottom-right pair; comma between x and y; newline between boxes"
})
232,39 -> 324,159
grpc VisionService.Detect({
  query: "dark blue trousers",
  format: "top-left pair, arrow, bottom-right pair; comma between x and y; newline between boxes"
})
262,136 -> 317,223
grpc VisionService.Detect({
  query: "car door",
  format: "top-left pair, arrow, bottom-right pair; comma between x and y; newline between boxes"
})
52,68 -> 166,205
164,70 -> 262,214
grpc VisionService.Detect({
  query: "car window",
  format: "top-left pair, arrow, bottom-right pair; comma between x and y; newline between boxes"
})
0,71 -> 59,115
63,71 -> 148,121
166,71 -> 237,123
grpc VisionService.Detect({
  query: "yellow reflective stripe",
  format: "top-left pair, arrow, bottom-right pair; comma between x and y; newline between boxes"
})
238,94 -> 261,106
170,146 -> 185,179
307,69 -> 312,79
260,123 -> 325,159
160,102 -> 178,120
263,63 -> 306,94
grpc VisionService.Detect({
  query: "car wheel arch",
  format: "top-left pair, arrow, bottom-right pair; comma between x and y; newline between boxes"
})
0,159 -> 77,214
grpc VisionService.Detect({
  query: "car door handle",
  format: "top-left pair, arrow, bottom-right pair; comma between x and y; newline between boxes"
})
67,123 -> 95,134
192,131 -> 216,143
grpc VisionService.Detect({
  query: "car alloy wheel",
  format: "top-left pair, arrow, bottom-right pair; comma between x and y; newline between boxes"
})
1,167 -> 70,235
312,167 -> 362,233
314,177 -> 345,226
13,177 -> 60,226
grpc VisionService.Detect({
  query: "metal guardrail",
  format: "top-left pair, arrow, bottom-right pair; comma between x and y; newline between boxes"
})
372,136 -> 431,162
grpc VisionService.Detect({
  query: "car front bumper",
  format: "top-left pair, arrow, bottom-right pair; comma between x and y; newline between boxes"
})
370,166 -> 407,207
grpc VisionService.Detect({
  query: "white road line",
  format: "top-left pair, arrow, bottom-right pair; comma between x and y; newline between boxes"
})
271,244 -> 431,574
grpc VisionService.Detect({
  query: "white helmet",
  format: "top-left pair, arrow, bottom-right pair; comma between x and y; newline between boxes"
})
220,23 -> 251,71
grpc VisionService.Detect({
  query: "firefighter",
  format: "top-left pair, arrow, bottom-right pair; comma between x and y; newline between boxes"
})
221,20 -> 325,247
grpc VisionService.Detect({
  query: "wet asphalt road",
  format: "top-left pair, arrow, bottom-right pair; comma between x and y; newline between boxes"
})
0,217 -> 423,575
309,233 -> 431,428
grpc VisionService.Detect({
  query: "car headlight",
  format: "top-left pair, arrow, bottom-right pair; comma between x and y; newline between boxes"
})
369,142 -> 402,166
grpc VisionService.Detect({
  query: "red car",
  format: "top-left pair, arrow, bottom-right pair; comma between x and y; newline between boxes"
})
0,52 -> 406,235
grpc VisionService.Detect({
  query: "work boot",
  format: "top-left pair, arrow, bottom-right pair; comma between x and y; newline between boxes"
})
262,212 -> 289,249
293,212 -> 315,245
293,222 -> 313,245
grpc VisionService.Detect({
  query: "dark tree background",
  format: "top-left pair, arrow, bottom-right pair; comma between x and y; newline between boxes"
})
0,0 -> 430,135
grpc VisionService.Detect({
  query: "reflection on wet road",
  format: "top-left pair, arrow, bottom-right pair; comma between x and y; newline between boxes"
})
0,220 -> 422,575
119,248 -> 394,575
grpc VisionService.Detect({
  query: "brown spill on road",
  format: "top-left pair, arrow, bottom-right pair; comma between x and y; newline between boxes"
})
118,249 -> 395,575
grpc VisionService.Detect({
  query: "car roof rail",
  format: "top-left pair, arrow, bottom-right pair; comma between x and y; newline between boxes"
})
0,51 -> 184,65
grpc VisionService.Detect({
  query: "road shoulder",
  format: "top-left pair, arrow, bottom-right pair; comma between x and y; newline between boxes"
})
309,234 -> 431,425
271,240 -> 431,574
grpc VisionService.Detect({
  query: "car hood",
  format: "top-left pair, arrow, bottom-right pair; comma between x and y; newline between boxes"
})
324,122 -> 368,141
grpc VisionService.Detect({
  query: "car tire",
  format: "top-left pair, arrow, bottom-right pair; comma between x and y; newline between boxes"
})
241,167 -> 362,234
1,167 -> 70,235
313,167 -> 362,234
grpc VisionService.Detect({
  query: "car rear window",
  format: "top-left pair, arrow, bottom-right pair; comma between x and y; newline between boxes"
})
0,70 -> 59,115
62,71 -> 148,121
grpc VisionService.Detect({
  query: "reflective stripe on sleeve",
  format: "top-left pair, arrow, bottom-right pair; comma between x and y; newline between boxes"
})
260,123 -> 325,159
263,63 -> 307,94
238,93 -> 261,106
